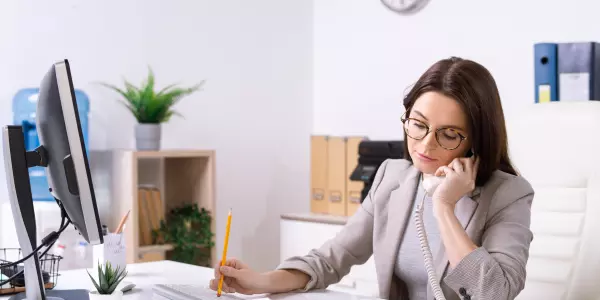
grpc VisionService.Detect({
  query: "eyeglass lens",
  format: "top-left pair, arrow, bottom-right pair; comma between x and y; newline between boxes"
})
404,118 -> 463,149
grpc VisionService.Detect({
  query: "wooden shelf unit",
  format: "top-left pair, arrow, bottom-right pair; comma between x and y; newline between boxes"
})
107,150 -> 216,266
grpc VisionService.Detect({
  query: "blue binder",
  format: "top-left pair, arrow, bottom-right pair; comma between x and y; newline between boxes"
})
534,43 -> 558,103
558,42 -> 600,101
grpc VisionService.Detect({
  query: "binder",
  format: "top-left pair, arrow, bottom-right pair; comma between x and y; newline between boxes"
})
558,42 -> 600,101
534,43 -> 558,103
137,186 -> 164,245
346,136 -> 366,216
138,190 -> 152,245
327,136 -> 347,216
310,136 -> 329,214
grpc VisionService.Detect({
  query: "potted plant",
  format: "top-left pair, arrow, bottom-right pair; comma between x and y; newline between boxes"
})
100,68 -> 205,150
87,261 -> 128,300
153,204 -> 215,266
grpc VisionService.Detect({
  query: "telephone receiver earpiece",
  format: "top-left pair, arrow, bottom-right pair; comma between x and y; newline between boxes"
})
466,148 -> 475,158
422,175 -> 444,196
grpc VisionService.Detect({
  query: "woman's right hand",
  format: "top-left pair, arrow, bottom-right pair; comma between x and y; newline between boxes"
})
209,258 -> 270,295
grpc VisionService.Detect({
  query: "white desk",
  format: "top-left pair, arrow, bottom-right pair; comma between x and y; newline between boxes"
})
0,260 -> 382,300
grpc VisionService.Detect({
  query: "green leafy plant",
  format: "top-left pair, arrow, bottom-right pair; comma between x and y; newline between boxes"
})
87,261 -> 128,295
153,204 -> 214,266
100,68 -> 205,124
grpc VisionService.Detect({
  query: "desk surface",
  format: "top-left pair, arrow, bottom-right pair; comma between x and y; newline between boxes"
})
0,260 -> 381,299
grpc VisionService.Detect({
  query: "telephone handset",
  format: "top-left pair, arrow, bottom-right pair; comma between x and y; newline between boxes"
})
422,175 -> 443,197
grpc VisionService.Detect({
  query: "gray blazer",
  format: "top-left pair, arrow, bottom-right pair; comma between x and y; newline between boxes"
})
277,159 -> 535,300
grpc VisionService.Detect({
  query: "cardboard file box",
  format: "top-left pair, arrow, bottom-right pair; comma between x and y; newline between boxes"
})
346,137 -> 366,216
327,136 -> 346,216
310,136 -> 329,214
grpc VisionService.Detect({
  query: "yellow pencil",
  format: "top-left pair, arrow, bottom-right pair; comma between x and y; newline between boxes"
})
217,208 -> 232,297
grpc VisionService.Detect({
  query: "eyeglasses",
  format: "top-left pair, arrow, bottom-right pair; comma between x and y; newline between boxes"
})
400,114 -> 467,150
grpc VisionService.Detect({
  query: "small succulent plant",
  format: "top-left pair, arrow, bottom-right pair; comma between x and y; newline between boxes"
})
87,261 -> 128,295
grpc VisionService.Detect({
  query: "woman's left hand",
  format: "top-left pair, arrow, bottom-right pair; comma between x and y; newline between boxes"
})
432,156 -> 479,211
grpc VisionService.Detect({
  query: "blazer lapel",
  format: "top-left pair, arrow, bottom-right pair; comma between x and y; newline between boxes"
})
428,188 -> 481,300
379,165 -> 419,297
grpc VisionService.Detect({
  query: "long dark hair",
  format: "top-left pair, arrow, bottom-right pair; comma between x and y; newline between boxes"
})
403,57 -> 517,186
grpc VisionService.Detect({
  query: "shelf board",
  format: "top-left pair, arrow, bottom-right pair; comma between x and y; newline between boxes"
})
132,149 -> 215,159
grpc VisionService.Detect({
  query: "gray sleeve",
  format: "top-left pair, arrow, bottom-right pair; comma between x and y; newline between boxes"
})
275,159 -> 391,291
443,176 -> 535,300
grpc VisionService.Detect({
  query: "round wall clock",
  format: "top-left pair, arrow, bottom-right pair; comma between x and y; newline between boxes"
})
380,0 -> 430,15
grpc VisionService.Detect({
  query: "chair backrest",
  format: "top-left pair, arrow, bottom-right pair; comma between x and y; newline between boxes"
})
506,102 -> 600,300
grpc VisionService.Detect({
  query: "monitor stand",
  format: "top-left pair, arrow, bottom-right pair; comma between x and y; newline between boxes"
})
3,126 -> 90,300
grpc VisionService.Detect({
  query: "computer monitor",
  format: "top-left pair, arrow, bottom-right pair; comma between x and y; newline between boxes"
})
2,59 -> 103,300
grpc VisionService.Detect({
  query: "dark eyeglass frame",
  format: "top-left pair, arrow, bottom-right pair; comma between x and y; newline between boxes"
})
400,113 -> 467,150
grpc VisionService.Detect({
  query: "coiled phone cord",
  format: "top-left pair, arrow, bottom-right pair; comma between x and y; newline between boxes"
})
415,192 -> 447,300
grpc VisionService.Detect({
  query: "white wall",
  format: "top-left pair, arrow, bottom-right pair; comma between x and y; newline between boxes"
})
0,0 -> 312,271
312,0 -> 600,138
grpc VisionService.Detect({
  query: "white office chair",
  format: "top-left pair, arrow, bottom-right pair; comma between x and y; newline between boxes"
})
506,102 -> 600,300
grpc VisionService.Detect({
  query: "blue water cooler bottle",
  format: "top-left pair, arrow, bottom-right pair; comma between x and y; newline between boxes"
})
12,88 -> 90,202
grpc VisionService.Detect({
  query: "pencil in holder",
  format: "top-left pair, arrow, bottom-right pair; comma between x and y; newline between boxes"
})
92,233 -> 126,270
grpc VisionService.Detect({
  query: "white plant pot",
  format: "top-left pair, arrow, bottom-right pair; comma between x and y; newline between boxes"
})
89,290 -> 123,300
135,123 -> 161,151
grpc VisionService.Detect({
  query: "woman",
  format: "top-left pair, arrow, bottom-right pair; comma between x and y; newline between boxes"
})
209,57 -> 534,300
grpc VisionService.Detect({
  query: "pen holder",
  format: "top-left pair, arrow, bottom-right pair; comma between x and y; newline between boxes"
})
93,233 -> 126,271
